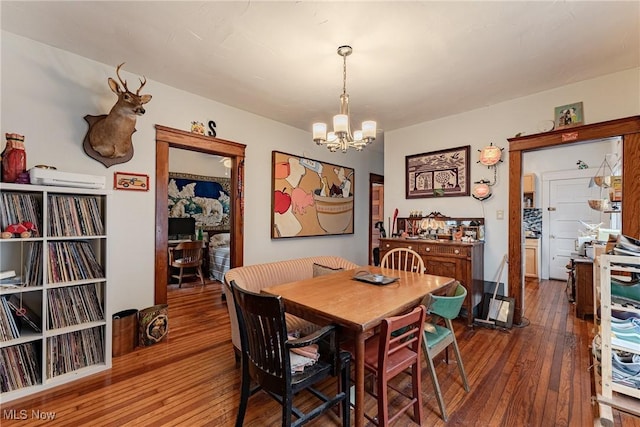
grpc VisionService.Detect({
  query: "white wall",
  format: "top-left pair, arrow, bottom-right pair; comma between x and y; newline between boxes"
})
1,32 -> 384,313
384,68 -> 640,291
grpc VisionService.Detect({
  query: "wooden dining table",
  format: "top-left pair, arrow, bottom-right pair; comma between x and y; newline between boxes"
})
263,266 -> 455,427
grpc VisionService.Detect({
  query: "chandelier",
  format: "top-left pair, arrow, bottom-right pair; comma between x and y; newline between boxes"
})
312,45 -> 376,153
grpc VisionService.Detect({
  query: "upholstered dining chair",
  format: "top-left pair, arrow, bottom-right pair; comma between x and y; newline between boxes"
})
229,280 -> 351,427
420,282 -> 470,421
346,305 -> 426,426
380,247 -> 425,273
168,240 -> 205,287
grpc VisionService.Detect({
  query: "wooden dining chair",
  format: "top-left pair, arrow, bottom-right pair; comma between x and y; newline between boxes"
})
168,240 -> 205,287
348,305 -> 426,426
420,282 -> 470,421
229,280 -> 351,427
380,247 -> 425,273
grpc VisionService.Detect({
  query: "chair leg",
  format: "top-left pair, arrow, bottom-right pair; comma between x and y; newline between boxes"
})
377,374 -> 389,427
236,358 -> 251,427
340,353 -> 351,427
447,322 -> 470,393
423,341 -> 448,422
178,268 -> 184,288
197,266 -> 205,285
282,397 -> 293,427
411,362 -> 423,424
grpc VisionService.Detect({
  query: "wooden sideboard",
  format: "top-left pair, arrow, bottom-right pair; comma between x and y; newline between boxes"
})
379,238 -> 484,325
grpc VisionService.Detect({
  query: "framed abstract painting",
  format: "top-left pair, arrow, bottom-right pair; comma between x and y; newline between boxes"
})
271,151 -> 354,238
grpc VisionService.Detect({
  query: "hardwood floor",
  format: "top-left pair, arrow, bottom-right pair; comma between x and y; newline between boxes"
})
2,278 -> 640,426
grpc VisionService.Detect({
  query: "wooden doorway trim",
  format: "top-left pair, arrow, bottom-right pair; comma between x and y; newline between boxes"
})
154,125 -> 246,304
508,116 -> 640,326
369,173 -> 384,266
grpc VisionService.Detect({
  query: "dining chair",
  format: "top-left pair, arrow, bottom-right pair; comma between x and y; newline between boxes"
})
380,247 -> 424,273
420,282 -> 470,421
229,280 -> 351,427
168,240 -> 205,287
348,305 -> 426,426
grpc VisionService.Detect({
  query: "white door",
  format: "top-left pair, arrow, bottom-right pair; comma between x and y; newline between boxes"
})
547,176 -> 606,279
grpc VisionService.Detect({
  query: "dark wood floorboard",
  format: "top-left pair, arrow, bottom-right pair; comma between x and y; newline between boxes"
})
2,278 -> 640,426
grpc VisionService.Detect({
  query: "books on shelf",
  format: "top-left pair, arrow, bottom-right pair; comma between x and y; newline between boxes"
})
0,270 -> 16,280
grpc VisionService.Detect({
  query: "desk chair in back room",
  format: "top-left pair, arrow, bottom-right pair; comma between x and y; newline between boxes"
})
168,240 -> 205,287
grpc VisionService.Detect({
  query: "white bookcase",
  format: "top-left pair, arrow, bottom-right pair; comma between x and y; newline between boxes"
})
0,182 -> 111,402
595,254 -> 640,424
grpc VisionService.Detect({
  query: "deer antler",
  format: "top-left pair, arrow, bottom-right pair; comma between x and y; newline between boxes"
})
115,62 -> 129,92
136,76 -> 147,95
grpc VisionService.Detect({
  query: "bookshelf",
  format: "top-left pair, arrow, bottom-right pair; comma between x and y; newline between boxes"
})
594,254 -> 640,424
0,182 -> 110,402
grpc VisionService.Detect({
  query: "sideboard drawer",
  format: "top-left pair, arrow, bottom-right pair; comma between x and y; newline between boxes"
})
380,240 -> 419,252
419,243 -> 470,258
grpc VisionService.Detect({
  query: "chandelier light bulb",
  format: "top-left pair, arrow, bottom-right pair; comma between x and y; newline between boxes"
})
313,123 -> 327,143
362,121 -> 377,139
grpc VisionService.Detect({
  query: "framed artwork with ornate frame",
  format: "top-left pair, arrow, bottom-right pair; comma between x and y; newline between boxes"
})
406,145 -> 471,199
271,151 -> 354,238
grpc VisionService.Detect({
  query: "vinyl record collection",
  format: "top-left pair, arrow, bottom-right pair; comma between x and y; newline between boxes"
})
47,326 -> 105,378
0,342 -> 41,392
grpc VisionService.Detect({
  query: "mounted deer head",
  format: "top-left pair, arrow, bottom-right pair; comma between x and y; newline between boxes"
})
83,63 -> 152,167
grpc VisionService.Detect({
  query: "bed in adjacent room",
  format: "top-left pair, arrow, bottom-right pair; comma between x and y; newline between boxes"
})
209,233 -> 231,282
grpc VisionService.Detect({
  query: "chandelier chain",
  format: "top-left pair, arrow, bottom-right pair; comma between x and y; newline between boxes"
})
342,53 -> 347,96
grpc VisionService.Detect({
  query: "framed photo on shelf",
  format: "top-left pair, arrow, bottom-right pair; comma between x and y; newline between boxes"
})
406,145 -> 470,199
554,102 -> 584,130
114,171 -> 149,191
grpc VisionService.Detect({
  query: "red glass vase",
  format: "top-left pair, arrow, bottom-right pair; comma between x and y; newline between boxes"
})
2,133 -> 26,183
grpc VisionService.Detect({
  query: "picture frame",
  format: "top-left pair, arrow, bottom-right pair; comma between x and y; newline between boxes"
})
554,101 -> 584,130
406,145 -> 471,199
480,294 -> 515,329
272,151 -> 354,238
168,172 -> 231,232
114,171 -> 149,191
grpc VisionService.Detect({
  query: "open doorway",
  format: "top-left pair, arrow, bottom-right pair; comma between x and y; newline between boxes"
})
508,116 -> 640,326
369,174 -> 384,266
154,125 -> 246,305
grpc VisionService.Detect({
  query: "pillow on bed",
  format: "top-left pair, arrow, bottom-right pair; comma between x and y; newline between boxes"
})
209,233 -> 231,248
312,263 -> 344,277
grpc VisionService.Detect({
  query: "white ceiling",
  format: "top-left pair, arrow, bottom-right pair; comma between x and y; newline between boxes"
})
2,1 -> 639,148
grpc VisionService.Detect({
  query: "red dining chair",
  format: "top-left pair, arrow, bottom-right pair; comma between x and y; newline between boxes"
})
347,305 -> 427,426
